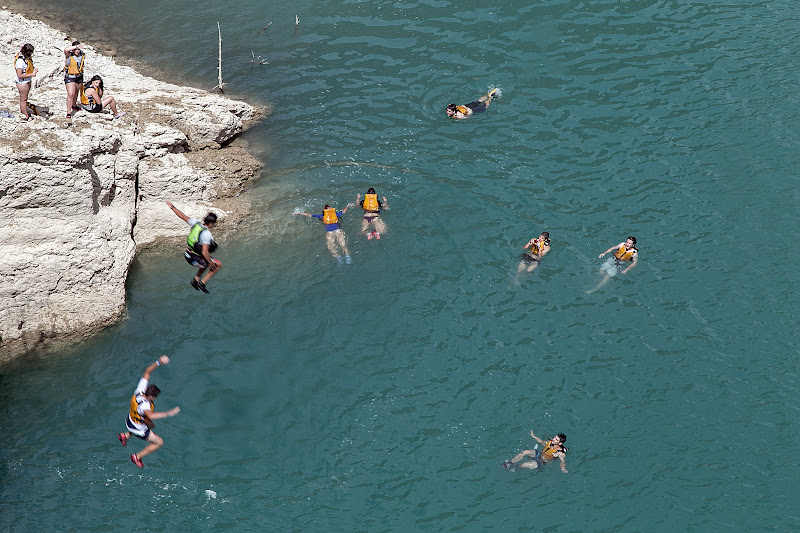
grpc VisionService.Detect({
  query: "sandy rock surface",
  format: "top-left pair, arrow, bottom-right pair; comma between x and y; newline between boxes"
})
0,11 -> 265,359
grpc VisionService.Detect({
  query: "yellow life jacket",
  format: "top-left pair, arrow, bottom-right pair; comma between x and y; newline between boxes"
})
129,394 -> 153,425
14,52 -> 34,75
614,245 -> 636,261
527,239 -> 541,256
540,440 -> 565,461
455,105 -> 469,115
65,54 -> 84,75
79,85 -> 101,106
362,194 -> 380,213
322,208 -> 339,225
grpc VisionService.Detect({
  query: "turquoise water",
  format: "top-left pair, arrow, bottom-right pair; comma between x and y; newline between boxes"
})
2,0 -> 800,530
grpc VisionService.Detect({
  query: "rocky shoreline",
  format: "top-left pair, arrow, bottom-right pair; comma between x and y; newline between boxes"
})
0,11 -> 266,360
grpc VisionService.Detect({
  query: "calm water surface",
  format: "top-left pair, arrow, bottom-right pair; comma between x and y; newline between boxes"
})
2,0 -> 799,531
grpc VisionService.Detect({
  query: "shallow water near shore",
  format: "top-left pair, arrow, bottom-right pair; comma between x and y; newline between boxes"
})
2,0 -> 800,530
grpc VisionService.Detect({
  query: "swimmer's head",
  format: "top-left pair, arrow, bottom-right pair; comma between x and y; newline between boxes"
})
144,384 -> 161,399
446,104 -> 458,116
626,236 -> 637,247
367,188 -> 376,194
555,434 -> 566,443
540,232 -> 550,240
324,204 -> 331,209
203,212 -> 217,226
20,43 -> 34,57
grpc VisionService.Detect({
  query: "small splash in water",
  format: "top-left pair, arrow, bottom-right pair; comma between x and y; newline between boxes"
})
205,489 -> 217,499
292,207 -> 302,215
489,87 -> 502,98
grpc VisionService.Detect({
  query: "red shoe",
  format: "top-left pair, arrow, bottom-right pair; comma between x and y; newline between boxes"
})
118,433 -> 127,447
374,232 -> 381,240
130,454 -> 144,468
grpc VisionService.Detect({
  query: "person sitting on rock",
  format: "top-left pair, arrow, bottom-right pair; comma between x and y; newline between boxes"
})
77,75 -> 126,119
166,201 -> 222,293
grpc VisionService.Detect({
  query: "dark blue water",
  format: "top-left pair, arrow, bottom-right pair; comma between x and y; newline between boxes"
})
2,0 -> 799,530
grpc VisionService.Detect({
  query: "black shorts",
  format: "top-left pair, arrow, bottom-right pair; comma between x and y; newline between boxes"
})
466,101 -> 488,114
520,253 -> 540,265
79,102 -> 103,113
64,74 -> 84,85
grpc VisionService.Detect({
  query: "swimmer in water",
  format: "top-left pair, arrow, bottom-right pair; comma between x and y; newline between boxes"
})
446,88 -> 499,119
502,430 -> 568,473
590,236 -> 638,293
516,232 -> 550,279
356,187 -> 388,240
295,203 -> 355,263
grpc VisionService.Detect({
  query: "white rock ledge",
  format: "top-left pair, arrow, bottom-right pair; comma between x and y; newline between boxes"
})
0,11 -> 265,359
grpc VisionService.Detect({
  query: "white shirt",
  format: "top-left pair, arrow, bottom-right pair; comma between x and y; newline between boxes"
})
14,57 -> 30,84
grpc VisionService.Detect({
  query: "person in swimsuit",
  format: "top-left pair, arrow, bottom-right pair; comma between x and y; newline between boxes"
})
503,430 -> 568,473
356,187 -> 388,239
516,232 -> 551,277
118,355 -> 180,469
446,88 -> 499,119
295,203 -> 355,263
590,236 -> 638,292
78,75 -> 126,118
14,43 -> 38,121
64,41 -> 84,118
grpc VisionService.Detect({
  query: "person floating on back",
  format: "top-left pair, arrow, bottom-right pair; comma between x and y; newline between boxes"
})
446,88 -> 499,119
502,430 -> 568,473
590,235 -> 638,293
118,355 -> 180,469
356,187 -> 388,240
294,203 -> 355,264
516,231 -> 550,280
166,201 -> 222,293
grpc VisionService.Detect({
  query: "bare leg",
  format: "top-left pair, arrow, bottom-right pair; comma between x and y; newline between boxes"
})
373,217 -> 387,235
336,230 -> 350,256
17,82 -> 30,117
136,432 -> 163,459
65,82 -> 78,113
102,95 -> 121,116
200,259 -> 222,284
194,266 -> 208,282
360,218 -> 370,235
325,231 -> 339,258
588,274 -> 612,294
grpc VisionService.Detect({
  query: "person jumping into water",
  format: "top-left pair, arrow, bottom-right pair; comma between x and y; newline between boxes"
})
446,88 -> 499,119
166,201 -> 222,293
590,235 -> 638,293
503,430 -> 568,473
118,355 -> 180,469
356,187 -> 388,240
295,203 -> 355,263
516,231 -> 551,278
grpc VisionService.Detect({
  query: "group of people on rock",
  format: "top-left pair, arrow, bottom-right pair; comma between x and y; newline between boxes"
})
13,41 -> 124,121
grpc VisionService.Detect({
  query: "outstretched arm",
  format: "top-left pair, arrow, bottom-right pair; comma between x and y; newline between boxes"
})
166,201 -> 190,223
559,455 -> 568,474
598,243 -> 622,258
143,405 -> 181,421
294,211 -> 312,217
529,430 -> 547,446
381,196 -> 388,209
341,203 -> 355,214
142,355 -> 170,381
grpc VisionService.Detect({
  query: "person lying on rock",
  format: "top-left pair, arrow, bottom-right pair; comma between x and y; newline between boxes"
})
166,201 -> 222,293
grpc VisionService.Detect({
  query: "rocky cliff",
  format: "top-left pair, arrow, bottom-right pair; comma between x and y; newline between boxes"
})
0,11 -> 264,359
